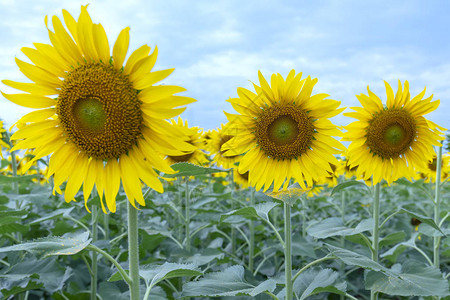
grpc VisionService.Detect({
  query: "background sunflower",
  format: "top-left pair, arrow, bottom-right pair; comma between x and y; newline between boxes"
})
342,80 -> 446,185
223,70 -> 344,192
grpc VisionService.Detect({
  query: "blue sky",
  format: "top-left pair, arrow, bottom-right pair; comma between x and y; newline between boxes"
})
1,0 -> 449,132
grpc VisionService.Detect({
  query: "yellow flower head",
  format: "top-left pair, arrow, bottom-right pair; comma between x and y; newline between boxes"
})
2,6 -> 196,213
0,120 -> 10,158
233,168 -> 249,189
209,123 -> 241,169
223,70 -> 344,192
342,80 -> 445,185
166,117 -> 208,166
414,152 -> 450,183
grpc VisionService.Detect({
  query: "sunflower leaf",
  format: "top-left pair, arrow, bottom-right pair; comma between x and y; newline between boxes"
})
165,162 -> 226,178
0,231 -> 91,258
220,202 -> 278,222
181,265 -> 275,297
400,208 -> 445,235
331,180 -> 370,196
365,261 -> 449,296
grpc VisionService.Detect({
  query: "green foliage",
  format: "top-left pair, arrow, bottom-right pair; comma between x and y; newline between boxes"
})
0,161 -> 449,299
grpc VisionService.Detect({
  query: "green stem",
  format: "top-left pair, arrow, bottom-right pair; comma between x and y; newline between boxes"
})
434,146 -> 442,270
91,205 -> 98,300
371,183 -> 380,300
249,188 -> 255,272
127,201 -> 140,300
86,244 -> 131,285
300,196 -> 307,237
230,171 -> 236,254
185,179 -> 191,252
103,212 -> 109,240
284,202 -> 293,300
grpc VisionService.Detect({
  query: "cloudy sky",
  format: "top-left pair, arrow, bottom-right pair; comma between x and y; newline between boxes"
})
1,0 -> 449,132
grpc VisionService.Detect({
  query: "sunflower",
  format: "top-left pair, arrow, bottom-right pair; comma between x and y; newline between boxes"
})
2,6 -> 195,213
165,117 -> 208,166
223,70 -> 344,192
342,80 -> 445,185
233,168 -> 249,189
0,120 -> 10,157
209,123 -> 241,169
414,152 -> 450,183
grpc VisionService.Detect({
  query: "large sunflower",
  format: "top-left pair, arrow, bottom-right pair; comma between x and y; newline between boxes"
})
342,80 -> 445,185
2,6 -> 195,213
165,117 -> 208,166
209,123 -> 241,169
223,70 -> 344,192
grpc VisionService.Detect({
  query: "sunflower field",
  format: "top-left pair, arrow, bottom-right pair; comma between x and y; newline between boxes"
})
0,5 -> 449,300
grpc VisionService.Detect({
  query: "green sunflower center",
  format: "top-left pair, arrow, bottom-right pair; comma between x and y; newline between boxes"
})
57,63 -> 143,160
255,104 -> 314,160
73,97 -> 106,131
366,109 -> 416,159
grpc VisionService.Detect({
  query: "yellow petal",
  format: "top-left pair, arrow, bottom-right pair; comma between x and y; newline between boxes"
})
2,80 -> 57,96
113,27 -> 130,69
132,69 -> 175,90
2,92 -> 55,109
124,45 -> 151,75
92,24 -> 110,64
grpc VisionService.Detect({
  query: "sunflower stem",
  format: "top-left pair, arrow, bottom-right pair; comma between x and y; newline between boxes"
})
90,204 -> 98,300
284,202 -> 293,300
434,146 -> 442,270
248,187 -> 255,272
127,201 -> 140,300
230,171 -> 236,254
370,183 -> 381,300
185,178 -> 191,252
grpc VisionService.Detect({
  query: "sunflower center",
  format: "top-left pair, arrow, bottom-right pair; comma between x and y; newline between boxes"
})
268,115 -> 299,145
255,104 -> 314,160
73,97 -> 106,131
57,63 -> 142,160
366,109 -> 416,159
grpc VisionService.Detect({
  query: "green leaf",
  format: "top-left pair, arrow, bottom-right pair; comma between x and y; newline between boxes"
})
380,232 -> 418,263
308,217 -> 372,239
182,265 -> 275,297
0,174 -> 39,184
366,261 -> 449,297
0,257 -> 71,295
220,202 -> 278,222
140,262 -> 202,289
165,162 -> 226,178
400,208 -> 445,235
0,231 -> 91,258
331,180 -> 370,196
379,232 -> 406,248
0,209 -> 28,226
28,207 -> 74,225
327,245 -> 393,275
292,268 -> 347,300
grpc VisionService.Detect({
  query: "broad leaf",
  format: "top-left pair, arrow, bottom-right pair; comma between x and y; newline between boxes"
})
28,207 -> 75,225
327,245 -> 393,275
366,261 -> 449,297
400,208 -> 444,235
165,163 -> 226,178
331,180 -> 370,196
140,262 -> 202,289
0,231 -> 91,258
220,202 -> 278,222
182,265 -> 275,297
293,267 -> 347,300
308,218 -> 372,239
